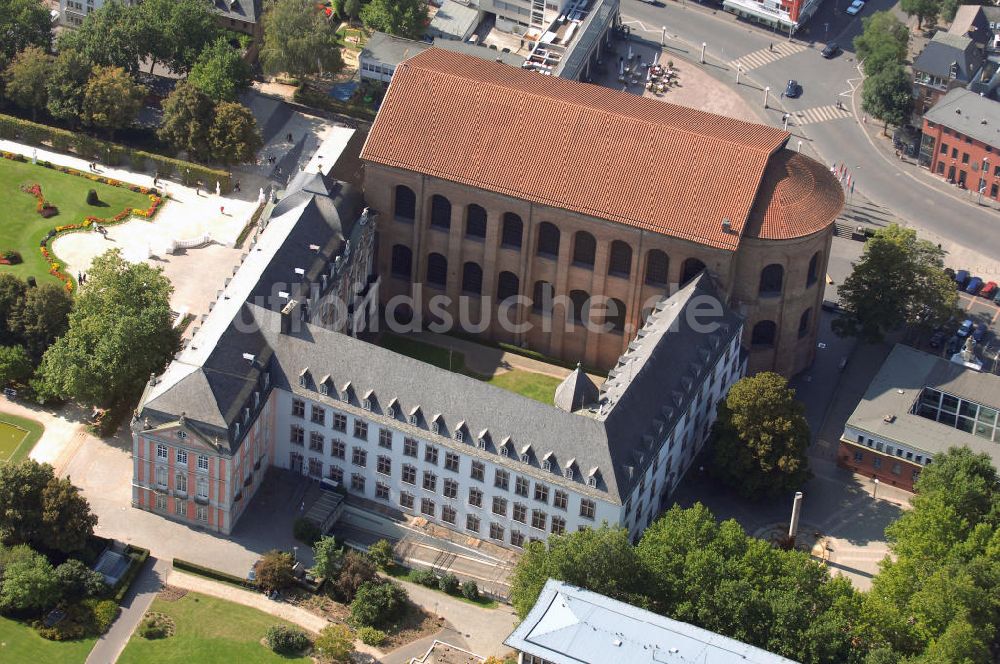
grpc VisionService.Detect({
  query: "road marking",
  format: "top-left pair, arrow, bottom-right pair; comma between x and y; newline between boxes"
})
730,41 -> 806,71
793,104 -> 853,126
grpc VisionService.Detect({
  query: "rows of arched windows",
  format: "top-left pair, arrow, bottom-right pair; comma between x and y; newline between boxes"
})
750,306 -> 814,349
756,252 -> 823,297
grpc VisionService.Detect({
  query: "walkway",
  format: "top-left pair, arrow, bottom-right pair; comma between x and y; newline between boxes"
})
0,394 -> 91,473
86,557 -> 170,664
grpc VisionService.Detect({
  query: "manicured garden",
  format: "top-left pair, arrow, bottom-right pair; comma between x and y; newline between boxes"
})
118,592 -> 312,664
0,615 -> 95,664
0,155 -> 153,286
0,412 -> 43,463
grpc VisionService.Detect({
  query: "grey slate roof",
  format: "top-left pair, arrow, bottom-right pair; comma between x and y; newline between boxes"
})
924,87 -> 1000,147
504,579 -> 798,664
844,344 -> 1000,465
211,0 -> 260,24
362,31 -> 525,69
914,32 -> 983,81
428,0 -> 480,40
554,365 -> 599,412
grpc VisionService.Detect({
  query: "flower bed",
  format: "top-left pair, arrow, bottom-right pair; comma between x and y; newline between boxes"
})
20,183 -> 58,218
1,151 -> 163,292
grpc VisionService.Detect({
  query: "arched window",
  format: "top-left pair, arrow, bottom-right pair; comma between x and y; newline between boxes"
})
462,262 -> 483,295
426,253 -> 447,288
390,244 -> 412,279
806,251 -> 821,287
605,298 -> 626,333
394,185 -> 415,222
680,258 -> 706,286
751,320 -> 776,348
537,222 -> 560,258
759,264 -> 784,296
430,194 -> 451,230
645,250 -> 669,286
532,281 -> 553,313
798,308 -> 812,339
608,240 -> 632,278
497,271 -> 519,301
569,290 -> 590,324
501,213 -> 523,249
466,204 -> 487,239
572,231 -> 596,268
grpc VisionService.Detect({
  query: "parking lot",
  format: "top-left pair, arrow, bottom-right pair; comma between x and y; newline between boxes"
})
910,286 -> 1000,374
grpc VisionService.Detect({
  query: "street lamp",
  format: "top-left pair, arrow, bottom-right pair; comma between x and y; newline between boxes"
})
797,140 -> 802,152
763,86 -> 770,108
661,26 -> 666,46
700,42 -> 706,64
736,64 -> 742,85
979,157 -> 989,205
783,113 -> 789,130
872,477 -> 880,499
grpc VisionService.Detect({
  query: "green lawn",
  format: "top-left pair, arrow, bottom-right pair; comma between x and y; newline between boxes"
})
0,157 -> 149,285
0,615 -> 95,664
0,411 -> 44,463
378,333 -> 561,405
117,592 -> 312,664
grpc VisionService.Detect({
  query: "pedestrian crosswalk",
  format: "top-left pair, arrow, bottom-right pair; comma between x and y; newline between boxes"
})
793,104 -> 853,126
730,41 -> 806,71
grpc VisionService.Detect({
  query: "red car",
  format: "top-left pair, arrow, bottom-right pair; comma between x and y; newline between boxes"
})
980,281 -> 998,299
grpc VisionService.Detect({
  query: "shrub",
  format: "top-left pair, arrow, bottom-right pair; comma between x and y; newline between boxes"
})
462,580 -> 479,600
438,573 -> 460,595
139,614 -> 170,639
293,517 -> 322,545
86,189 -> 99,205
2,250 -> 22,265
84,598 -> 119,634
410,568 -> 438,588
315,623 -> 354,663
54,558 -> 106,601
356,625 -> 386,646
129,150 -> 147,172
367,539 -> 394,570
331,551 -> 377,603
350,580 -> 408,628
256,550 -> 295,593
264,624 -> 310,654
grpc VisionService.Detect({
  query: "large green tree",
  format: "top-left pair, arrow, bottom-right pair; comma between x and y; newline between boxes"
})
209,101 -> 263,165
4,45 -> 52,121
710,372 -> 811,499
0,460 -> 97,553
260,0 -> 344,77
0,345 -> 33,386
38,249 -> 177,408
833,224 -> 958,342
0,545 -> 60,612
138,0 -> 220,73
46,49 -> 94,127
311,535 -> 344,579
56,0 -> 144,74
158,81 -> 216,162
360,0 -> 428,39
188,37 -> 252,102
0,0 -> 52,68
853,12 -> 909,76
0,274 -> 26,344
81,65 -> 147,140
9,282 -> 73,360
862,64 -> 915,135
40,476 -> 99,553
900,0 -> 940,29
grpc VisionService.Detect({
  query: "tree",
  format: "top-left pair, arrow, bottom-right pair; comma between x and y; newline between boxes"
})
862,64 -> 915,135
81,66 -> 146,140
0,274 -> 26,344
833,224 -> 958,342
360,0 -> 428,39
367,539 -> 394,570
260,0 -> 344,77
46,50 -> 94,127
900,0 -> 940,29
710,372 -> 811,499
0,460 -> 53,547
314,623 -> 354,663
40,476 -> 98,553
509,525 -> 645,619
158,82 -> 215,162
4,46 -> 52,121
9,283 -> 73,360
55,0 -> 144,74
209,102 -> 263,165
38,251 -> 176,408
0,345 -> 33,386
188,37 -> 252,102
311,535 -> 344,579
137,0 -> 220,73
331,550 -> 377,603
342,0 -> 360,21
0,546 -> 59,612
0,0 -> 52,67
54,558 -> 106,601
349,580 -> 408,628
256,550 -> 295,592
853,12 -> 909,76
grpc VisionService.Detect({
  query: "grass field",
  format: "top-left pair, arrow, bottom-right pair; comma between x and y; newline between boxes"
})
378,333 -> 560,405
117,592 -> 313,664
0,615 -> 95,664
0,157 -> 149,284
0,412 -> 44,463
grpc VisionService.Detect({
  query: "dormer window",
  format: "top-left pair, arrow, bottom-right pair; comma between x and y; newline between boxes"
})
253,391 -> 260,409
564,467 -> 573,479
542,459 -> 551,471
299,368 -> 310,387
243,407 -> 250,424
319,383 -> 329,396
234,422 -> 241,438
478,437 -> 487,450
521,453 -> 530,463
409,414 -> 418,425
363,399 -> 371,411
456,430 -> 464,443
431,421 -> 439,434
588,476 -> 597,488
387,406 -> 396,418
500,446 -> 509,458
264,372 -> 270,388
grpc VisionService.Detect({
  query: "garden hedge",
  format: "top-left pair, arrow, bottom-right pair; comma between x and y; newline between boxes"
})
112,545 -> 151,603
172,558 -> 249,587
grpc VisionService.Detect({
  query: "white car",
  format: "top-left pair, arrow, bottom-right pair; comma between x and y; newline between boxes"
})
846,0 -> 865,15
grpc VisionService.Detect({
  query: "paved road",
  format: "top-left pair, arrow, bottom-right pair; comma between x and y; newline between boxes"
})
86,557 -> 170,664
619,0 -> 1000,269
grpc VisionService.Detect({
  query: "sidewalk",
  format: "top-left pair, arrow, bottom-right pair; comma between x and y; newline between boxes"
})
0,395 -> 90,474
86,557 -> 170,664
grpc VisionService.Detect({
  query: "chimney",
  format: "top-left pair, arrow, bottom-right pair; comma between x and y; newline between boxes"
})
280,299 -> 300,334
722,218 -> 732,232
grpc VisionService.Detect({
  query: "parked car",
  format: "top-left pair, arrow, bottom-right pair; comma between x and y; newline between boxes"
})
974,322 -> 988,343
846,0 -> 865,15
821,42 -> 840,58
966,276 -> 984,294
981,281 -> 998,299
955,269 -> 970,288
958,319 -> 974,337
784,80 -> 802,98
929,330 -> 946,348
993,289 -> 1000,305
947,335 -> 963,355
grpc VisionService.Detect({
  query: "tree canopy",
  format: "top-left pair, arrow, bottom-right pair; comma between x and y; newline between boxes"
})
833,224 -> 958,342
4,45 -> 52,121
46,49 -> 94,127
711,372 -> 811,499
56,0 -> 145,75
0,0 -> 53,67
38,249 -> 177,408
209,101 -> 263,166
137,0 -> 221,73
159,82 -> 216,162
862,64 -> 915,134
188,38 -> 253,102
360,0 -> 428,40
81,66 -> 146,139
0,460 -> 97,553
899,0 -> 940,29
854,12 -> 909,76
260,0 -> 344,77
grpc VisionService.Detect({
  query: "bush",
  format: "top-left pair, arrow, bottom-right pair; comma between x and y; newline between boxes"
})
315,623 -> 354,662
349,580 -> 408,628
264,624 -> 310,654
256,550 -> 295,593
367,539 -> 394,570
83,598 -> 119,634
331,551 -> 378,603
438,573 -> 460,595
113,546 -> 150,603
139,614 -> 170,640
54,558 -> 106,601
129,150 -> 147,171
293,517 -> 322,545
410,568 -> 438,588
462,580 -> 479,600
86,189 -> 99,205
356,625 -> 386,646
1,250 -> 22,265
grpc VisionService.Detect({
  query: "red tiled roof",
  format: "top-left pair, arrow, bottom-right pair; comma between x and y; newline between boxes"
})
361,48 -> 809,250
744,150 -> 843,240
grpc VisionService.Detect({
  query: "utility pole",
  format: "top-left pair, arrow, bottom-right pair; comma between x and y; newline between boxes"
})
700,42 -> 706,64
763,86 -> 770,108
788,492 -> 803,547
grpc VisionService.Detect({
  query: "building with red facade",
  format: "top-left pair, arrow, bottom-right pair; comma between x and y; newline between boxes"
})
838,345 -> 1000,492
919,88 -> 1000,197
